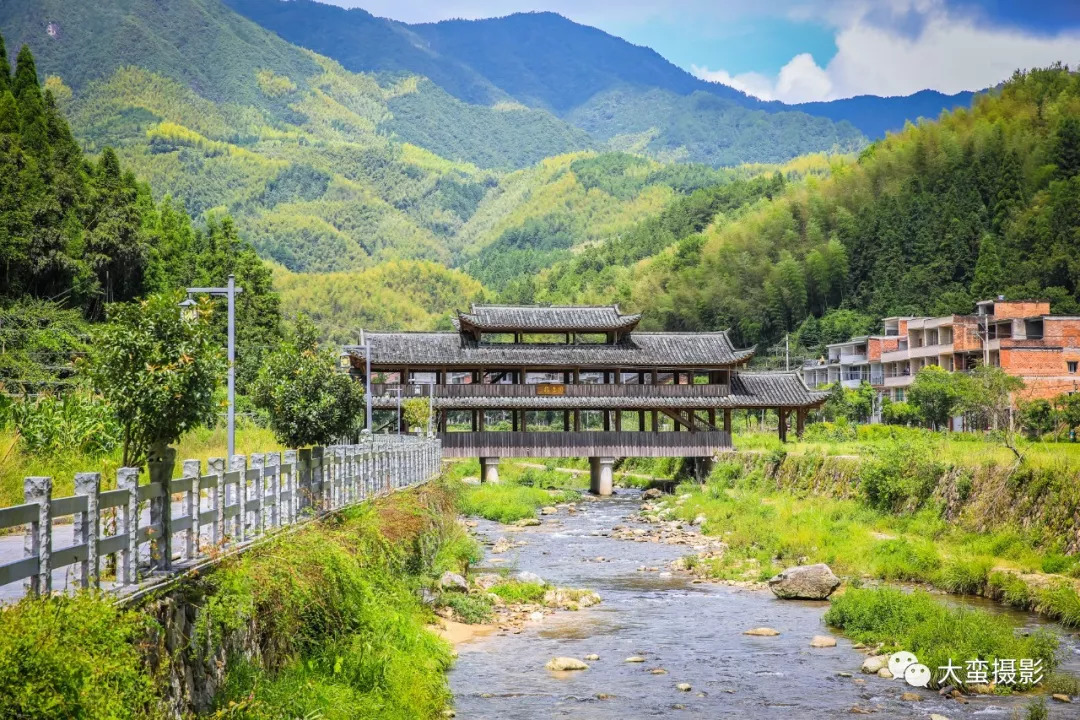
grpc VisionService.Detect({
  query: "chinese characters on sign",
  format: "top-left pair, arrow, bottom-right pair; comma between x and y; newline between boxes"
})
889,652 -> 1043,689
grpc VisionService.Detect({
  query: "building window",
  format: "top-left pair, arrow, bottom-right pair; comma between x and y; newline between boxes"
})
1069,361 -> 1078,374
895,389 -> 904,402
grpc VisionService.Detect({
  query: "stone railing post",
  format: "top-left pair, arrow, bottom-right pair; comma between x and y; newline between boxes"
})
297,448 -> 312,515
250,453 -> 265,536
74,471 -> 100,588
147,445 -> 176,572
230,455 -> 247,543
283,450 -> 298,523
117,467 -> 139,586
207,457 -> 224,547
182,459 -> 201,561
24,476 -> 52,596
312,447 -> 325,512
265,452 -> 281,528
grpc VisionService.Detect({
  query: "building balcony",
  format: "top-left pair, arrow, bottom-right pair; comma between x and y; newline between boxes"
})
838,354 -> 868,365
439,430 -> 733,458
880,349 -> 911,363
908,343 -> 953,358
882,374 -> 914,388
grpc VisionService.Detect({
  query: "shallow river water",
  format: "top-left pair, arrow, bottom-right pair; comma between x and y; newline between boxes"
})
448,491 -> 1080,719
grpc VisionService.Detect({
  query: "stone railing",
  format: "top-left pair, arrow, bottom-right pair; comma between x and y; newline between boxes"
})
0,435 -> 441,600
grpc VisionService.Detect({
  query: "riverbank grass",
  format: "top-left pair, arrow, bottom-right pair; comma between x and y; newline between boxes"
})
658,460 -> 1080,625
824,588 -> 1058,690
447,460 -> 583,523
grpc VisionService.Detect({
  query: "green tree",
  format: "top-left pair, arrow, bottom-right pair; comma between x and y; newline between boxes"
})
1054,115 -> 1080,179
252,316 -> 364,447
971,233 -> 1005,301
83,293 -> 225,466
959,365 -> 1024,431
909,365 -> 966,430
402,397 -> 431,433
1018,398 -> 1056,439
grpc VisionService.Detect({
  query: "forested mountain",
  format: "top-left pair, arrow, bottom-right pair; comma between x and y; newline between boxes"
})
513,67 -> 1080,353
0,36 -> 282,390
224,0 -> 976,152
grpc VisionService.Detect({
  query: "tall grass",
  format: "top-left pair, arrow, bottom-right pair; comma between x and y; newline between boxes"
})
824,588 -> 1058,689
0,423 -> 281,508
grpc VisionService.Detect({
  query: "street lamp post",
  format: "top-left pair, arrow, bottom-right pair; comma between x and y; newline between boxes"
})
184,275 -> 243,459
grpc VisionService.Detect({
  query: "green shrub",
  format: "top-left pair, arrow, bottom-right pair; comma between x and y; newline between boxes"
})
1040,553 -> 1076,575
868,539 -> 941,581
1047,671 -> 1080,696
489,580 -> 547,604
824,588 -> 1058,688
936,558 -> 992,594
1025,697 -> 1048,720
442,593 -> 493,624
9,390 -> 122,456
0,594 -> 158,719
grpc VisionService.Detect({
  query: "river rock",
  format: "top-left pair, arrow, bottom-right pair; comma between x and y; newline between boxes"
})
545,657 -> 588,671
473,573 -> 502,590
901,692 -> 922,702
438,572 -> 468,592
861,655 -> 888,674
930,715 -> 951,720
1053,693 -> 1073,703
643,488 -> 664,500
650,668 -> 667,674
676,683 -> 692,691
516,571 -> 546,585
767,563 -> 841,600
692,514 -> 707,526
584,654 -> 600,661
743,627 -> 780,636
540,506 -> 557,515
810,635 -> 836,648
625,656 -> 646,663
515,517 -> 541,527
491,537 -> 513,554
877,668 -> 893,679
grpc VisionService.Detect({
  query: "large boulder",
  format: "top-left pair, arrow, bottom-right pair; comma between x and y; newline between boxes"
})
767,563 -> 840,600
439,571 -> 468,593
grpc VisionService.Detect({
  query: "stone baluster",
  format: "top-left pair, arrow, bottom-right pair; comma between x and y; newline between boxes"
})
117,467 -> 139,586
74,471 -> 100,589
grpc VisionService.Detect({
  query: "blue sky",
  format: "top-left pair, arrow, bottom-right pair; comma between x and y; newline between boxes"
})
323,0 -> 1080,102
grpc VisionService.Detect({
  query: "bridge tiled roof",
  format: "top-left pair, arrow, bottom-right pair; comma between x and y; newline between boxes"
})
456,304 -> 641,333
347,330 -> 754,369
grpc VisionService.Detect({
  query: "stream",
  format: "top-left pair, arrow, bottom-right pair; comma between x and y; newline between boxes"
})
448,490 -> 1080,719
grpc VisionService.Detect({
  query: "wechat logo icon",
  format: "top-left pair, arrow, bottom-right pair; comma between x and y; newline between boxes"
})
890,651 -> 932,688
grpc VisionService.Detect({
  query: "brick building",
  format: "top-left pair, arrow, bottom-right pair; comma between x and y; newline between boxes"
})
800,298 -> 1080,412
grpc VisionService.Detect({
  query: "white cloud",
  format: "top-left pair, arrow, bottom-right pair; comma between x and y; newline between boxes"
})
694,5 -> 1080,102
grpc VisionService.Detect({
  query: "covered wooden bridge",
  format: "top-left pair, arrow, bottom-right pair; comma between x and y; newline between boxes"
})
343,305 -> 826,494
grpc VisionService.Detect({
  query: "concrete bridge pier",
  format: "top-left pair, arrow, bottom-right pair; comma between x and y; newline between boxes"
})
589,456 -> 615,496
689,456 -> 715,483
480,457 -> 500,484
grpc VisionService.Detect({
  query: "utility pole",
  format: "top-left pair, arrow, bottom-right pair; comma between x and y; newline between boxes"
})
182,275 -> 243,459
785,333 -> 790,371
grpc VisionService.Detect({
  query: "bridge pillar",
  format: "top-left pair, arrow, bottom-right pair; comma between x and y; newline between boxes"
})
589,456 -> 614,496
480,457 -> 500,484
691,456 -> 714,483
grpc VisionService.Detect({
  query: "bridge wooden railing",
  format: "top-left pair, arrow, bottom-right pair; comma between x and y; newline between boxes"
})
371,383 -> 730,398
0,435 -> 441,600
439,430 -> 731,458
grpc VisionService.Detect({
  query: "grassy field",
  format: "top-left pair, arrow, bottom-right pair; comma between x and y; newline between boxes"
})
0,423 -> 281,508
733,426 -> 1080,470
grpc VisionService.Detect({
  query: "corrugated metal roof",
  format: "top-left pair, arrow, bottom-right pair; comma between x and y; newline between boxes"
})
457,304 -> 641,332
347,331 -> 753,368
